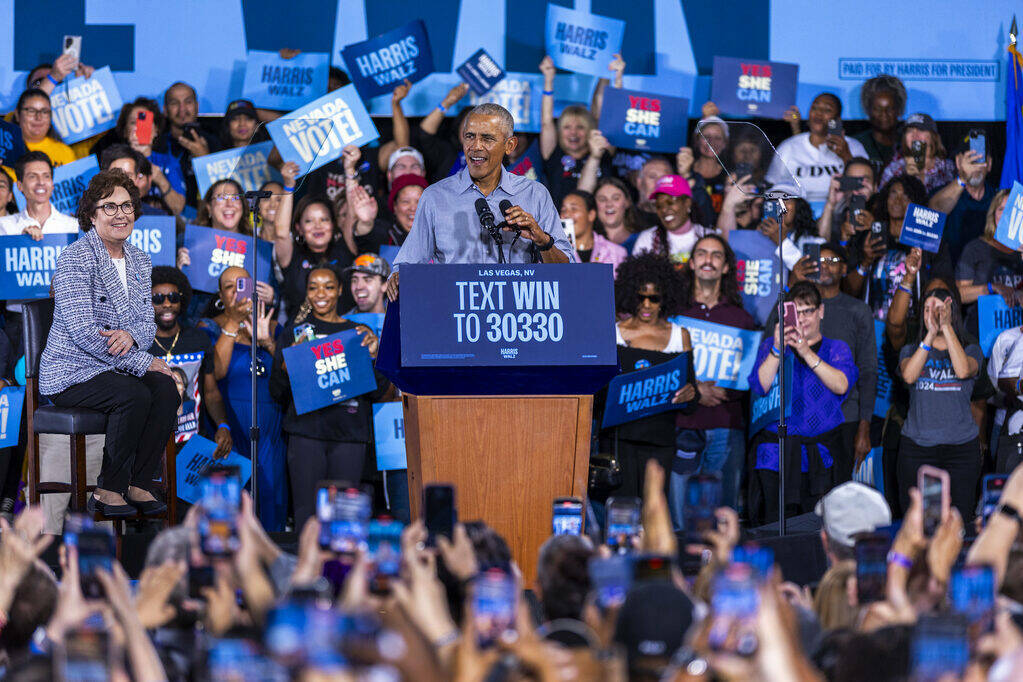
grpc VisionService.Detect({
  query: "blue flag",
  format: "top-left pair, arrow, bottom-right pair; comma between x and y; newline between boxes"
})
749,353 -> 794,436
0,119 -> 26,168
0,386 -> 25,448
994,181 -> 1023,250
128,216 -> 175,267
602,352 -> 688,428
373,402 -> 407,471
898,203 -> 946,253
242,50 -> 330,111
281,329 -> 377,415
729,230 -> 780,327
341,20 -> 435,100
266,84 -> 379,176
672,317 -> 762,391
545,5 -> 625,77
0,233 -> 78,300
192,142 -> 280,199
346,312 -> 385,338
710,57 -> 799,119
977,294 -> 1023,356
598,88 -> 689,153
456,49 -> 506,96
48,66 -> 123,145
175,435 -> 252,505
873,320 -> 893,418
14,155 -> 99,216
180,225 -> 274,293
1002,43 -> 1023,189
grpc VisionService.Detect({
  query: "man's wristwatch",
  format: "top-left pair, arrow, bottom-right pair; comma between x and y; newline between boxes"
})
998,502 -> 1021,524
538,232 -> 556,251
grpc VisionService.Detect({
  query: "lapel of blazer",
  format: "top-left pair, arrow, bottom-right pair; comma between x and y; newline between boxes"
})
86,229 -> 132,326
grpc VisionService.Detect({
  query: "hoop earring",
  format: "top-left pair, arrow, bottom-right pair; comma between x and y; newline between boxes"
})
214,298 -> 225,312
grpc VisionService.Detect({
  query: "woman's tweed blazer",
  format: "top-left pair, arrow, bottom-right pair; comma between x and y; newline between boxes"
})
38,228 -> 156,396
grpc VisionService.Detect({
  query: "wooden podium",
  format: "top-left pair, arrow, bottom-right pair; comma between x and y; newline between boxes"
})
403,394 -> 592,582
376,264 -> 618,585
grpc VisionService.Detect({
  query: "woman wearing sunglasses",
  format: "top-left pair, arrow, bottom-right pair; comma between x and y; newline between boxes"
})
39,169 -> 179,517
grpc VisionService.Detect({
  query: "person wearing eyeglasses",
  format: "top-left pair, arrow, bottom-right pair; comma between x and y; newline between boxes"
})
147,266 -> 233,459
12,89 -> 76,167
39,169 -> 180,517
748,281 -> 858,524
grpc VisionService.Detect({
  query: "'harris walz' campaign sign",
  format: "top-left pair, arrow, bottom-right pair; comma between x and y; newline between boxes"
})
398,263 -> 616,367
749,353 -> 794,436
267,84 -> 380,176
282,329 -> 377,415
598,88 -> 688,153
14,155 -> 99,216
711,57 -> 799,119
180,225 -> 274,293
242,50 -> 330,111
0,119 -> 26,167
192,142 -> 279,199
129,216 -> 174,267
545,5 -> 625,77
672,317 -> 762,391
602,351 -> 688,428
898,203 -> 946,253
994,182 -> 1023,250
0,233 -> 77,300
978,294 -> 1023,356
0,386 -> 25,448
456,49 -> 506,96
729,230 -> 780,327
175,435 -> 252,505
341,20 -> 434,100
373,402 -> 406,471
49,66 -> 123,145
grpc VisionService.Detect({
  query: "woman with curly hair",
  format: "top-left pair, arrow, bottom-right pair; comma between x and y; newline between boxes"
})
755,194 -> 823,270
604,253 -> 699,499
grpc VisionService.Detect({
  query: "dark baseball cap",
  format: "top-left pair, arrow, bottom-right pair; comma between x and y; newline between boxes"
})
613,580 -> 695,670
224,99 -> 258,123
904,112 -> 937,134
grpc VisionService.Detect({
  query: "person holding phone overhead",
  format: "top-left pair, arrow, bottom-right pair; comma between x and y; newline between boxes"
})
748,282 -> 857,523
897,288 -> 983,522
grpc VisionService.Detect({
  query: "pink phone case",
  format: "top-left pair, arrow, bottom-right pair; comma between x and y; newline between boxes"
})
918,464 -> 951,528
782,301 -> 798,330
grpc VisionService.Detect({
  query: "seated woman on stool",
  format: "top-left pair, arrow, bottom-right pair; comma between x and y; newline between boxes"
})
39,169 -> 179,517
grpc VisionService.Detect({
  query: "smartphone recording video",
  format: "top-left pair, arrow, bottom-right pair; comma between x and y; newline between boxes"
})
199,465 -> 241,556
552,497 -> 584,536
605,496 -> 641,554
424,484 -> 456,548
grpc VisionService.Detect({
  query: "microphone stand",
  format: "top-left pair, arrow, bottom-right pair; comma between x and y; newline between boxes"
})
764,190 -> 792,536
482,217 -> 506,264
244,190 -> 272,518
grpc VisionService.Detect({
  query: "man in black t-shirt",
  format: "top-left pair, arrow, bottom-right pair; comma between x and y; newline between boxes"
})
149,267 -> 232,457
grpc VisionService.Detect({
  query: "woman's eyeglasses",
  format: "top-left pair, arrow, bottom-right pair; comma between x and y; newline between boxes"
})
151,292 -> 182,305
98,201 -> 135,216
213,194 -> 243,204
637,293 -> 662,304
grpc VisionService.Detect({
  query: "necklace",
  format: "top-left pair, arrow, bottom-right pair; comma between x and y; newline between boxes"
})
153,329 -> 181,361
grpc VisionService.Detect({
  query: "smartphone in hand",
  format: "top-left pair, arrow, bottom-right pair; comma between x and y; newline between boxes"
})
552,497 -> 584,536
968,130 -> 986,164
235,276 -> 254,303
605,496 -> 641,554
802,242 -> 821,282
918,465 -> 950,537
424,483 -> 456,548
135,110 -> 154,146
854,532 -> 890,604
782,301 -> 798,337
683,473 -> 721,545
62,35 -> 82,63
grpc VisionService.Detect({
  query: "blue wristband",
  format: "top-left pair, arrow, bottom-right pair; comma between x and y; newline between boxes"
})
283,185 -> 295,192
217,423 -> 230,431
770,345 -> 782,357
437,103 -> 447,113
988,282 -> 995,295
46,73 -> 60,86
919,343 -> 933,353
897,284 -> 913,295
542,89 -> 554,96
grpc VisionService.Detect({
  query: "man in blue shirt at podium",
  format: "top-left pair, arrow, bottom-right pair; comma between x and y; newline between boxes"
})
386,103 -> 573,300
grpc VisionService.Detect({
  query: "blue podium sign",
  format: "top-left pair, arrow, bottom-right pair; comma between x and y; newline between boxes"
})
398,263 -> 616,367
0,233 -> 78,300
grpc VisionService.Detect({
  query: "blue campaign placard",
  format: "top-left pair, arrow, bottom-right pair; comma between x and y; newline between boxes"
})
977,294 -> 1023,356
0,386 -> 25,448
602,352 -> 688,428
710,57 -> 799,119
373,402 -> 406,471
128,216 -> 175,267
175,435 -> 252,505
341,20 -> 435,101
598,88 -> 688,154
749,353 -> 794,436
14,155 -> 99,216
729,230 -> 780,327
673,317 -> 762,391
48,66 -> 123,145
398,263 -> 617,367
192,141 -> 280,199
545,5 -> 625,77
873,319 -> 893,418
346,312 -> 385,338
899,203 -> 947,253
0,119 -> 26,167
180,225 -> 274,293
456,48 -> 506,96
242,50 -> 330,111
0,233 -> 78,300
266,84 -> 380,177
994,182 -> 1023,250
282,329 -> 377,415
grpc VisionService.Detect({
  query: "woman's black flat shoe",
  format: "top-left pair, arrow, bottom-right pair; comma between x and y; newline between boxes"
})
87,495 -> 137,518
128,497 -> 167,516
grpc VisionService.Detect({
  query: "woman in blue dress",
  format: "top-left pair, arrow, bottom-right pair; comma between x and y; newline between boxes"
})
199,265 -> 287,531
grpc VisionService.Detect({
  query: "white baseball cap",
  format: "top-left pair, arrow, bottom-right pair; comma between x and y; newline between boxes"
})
387,146 -> 425,173
814,482 -> 892,547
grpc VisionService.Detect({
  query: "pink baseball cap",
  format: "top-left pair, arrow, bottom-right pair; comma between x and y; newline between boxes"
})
649,174 -> 692,200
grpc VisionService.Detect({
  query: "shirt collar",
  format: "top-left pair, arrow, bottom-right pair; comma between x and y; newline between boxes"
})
458,166 -> 520,197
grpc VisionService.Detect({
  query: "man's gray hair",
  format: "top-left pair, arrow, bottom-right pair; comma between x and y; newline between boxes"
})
467,103 -> 515,139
